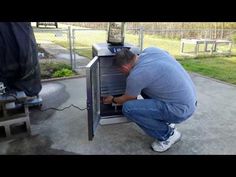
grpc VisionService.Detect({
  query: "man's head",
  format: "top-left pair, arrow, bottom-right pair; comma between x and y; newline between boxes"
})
114,48 -> 136,74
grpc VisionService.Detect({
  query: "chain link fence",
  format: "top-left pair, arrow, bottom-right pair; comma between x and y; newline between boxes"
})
71,28 -> 142,70
71,29 -> 107,69
33,27 -> 72,66
33,26 -> 236,71
142,29 -> 236,40
140,29 -> 236,56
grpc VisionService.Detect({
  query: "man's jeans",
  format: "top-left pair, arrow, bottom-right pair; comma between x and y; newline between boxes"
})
122,96 -> 193,141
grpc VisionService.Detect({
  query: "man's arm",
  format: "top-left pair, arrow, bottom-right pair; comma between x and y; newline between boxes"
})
103,94 -> 137,105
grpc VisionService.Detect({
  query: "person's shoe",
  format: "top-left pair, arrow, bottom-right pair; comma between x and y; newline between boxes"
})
168,123 -> 175,129
151,129 -> 182,152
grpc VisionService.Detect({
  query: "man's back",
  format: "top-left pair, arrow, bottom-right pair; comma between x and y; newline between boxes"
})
126,47 -> 197,118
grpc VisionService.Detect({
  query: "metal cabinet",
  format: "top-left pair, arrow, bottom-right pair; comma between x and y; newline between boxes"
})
86,43 -> 140,140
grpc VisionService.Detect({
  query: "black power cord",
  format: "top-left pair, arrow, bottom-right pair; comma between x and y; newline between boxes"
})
2,93 -> 87,112
2,90 -> 87,112
40,104 -> 87,112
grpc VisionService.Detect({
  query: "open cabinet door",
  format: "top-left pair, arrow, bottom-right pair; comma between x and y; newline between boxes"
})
86,56 -> 100,140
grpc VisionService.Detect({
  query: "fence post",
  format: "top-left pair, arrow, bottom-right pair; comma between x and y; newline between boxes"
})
72,29 -> 77,69
140,27 -> 144,51
138,28 -> 141,48
181,30 -> 184,39
220,28 -> 224,39
68,26 -> 73,70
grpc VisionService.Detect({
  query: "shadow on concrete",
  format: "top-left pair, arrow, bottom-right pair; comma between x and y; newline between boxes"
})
6,134 -> 77,155
30,82 -> 69,124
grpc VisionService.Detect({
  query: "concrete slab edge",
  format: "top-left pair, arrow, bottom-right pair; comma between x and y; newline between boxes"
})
189,72 -> 236,88
41,72 -> 236,88
41,75 -> 86,83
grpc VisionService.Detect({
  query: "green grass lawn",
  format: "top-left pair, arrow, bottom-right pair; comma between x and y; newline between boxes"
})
177,56 -> 236,84
142,34 -> 181,57
34,27 -> 236,85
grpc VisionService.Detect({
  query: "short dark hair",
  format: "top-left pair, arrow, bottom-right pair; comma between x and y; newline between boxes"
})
114,48 -> 135,67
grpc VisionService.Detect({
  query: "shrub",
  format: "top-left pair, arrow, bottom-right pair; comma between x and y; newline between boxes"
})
39,61 -> 75,79
52,68 -> 74,78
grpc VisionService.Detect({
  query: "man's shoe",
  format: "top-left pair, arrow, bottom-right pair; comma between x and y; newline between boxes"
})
151,129 -> 182,152
169,123 -> 175,129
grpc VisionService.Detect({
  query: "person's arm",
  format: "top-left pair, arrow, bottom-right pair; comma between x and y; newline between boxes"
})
103,94 -> 137,105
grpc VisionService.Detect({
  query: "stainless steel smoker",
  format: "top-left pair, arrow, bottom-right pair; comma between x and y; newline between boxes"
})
86,42 -> 140,140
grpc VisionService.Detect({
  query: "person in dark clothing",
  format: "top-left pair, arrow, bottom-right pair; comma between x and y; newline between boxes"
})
0,22 -> 41,97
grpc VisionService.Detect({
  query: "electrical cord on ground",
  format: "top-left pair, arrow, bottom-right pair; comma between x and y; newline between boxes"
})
2,91 -> 87,112
39,104 -> 87,112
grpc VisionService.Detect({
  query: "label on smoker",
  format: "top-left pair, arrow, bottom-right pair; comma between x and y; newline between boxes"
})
108,22 -> 124,44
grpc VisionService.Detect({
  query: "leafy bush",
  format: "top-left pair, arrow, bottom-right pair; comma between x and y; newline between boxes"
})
39,61 -> 75,79
52,68 -> 74,78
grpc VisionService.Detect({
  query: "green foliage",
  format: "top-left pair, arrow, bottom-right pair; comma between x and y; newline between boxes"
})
52,68 -> 74,78
40,61 -> 75,79
177,56 -> 236,85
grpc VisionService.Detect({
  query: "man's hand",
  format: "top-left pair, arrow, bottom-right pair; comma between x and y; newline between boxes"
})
103,96 -> 113,104
103,94 -> 137,105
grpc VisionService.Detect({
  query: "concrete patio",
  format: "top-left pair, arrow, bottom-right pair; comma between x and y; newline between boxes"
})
1,73 -> 236,155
